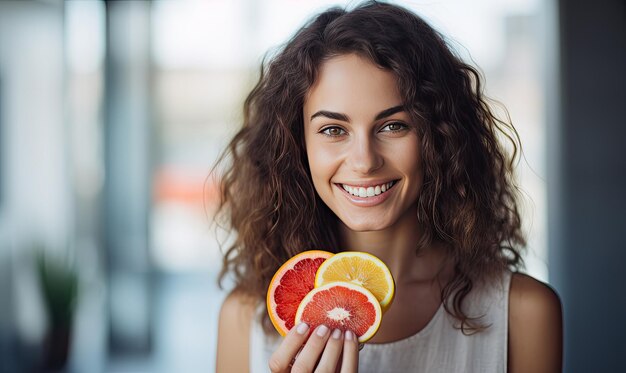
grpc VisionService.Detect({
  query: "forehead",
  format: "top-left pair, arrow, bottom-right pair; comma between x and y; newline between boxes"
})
304,54 -> 402,119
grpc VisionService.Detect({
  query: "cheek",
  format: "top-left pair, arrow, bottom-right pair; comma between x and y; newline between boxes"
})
305,141 -> 327,189
306,141 -> 332,174
388,135 -> 422,173
306,142 -> 343,199
399,139 -> 424,187
406,152 -> 422,178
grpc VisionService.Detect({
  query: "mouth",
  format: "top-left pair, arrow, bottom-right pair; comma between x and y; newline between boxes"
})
337,180 -> 399,198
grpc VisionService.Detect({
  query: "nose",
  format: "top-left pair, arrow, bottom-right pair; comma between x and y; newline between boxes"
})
346,133 -> 384,175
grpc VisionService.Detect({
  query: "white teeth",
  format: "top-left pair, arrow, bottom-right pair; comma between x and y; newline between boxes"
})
342,181 -> 395,198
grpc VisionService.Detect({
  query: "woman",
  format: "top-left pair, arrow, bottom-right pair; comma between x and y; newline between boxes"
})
215,1 -> 562,372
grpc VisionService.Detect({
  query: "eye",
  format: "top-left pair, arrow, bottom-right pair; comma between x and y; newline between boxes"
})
320,126 -> 347,137
380,121 -> 408,132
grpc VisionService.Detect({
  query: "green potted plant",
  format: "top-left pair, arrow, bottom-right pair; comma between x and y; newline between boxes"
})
36,251 -> 78,371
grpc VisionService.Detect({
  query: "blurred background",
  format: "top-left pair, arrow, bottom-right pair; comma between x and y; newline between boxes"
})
0,0 -> 623,372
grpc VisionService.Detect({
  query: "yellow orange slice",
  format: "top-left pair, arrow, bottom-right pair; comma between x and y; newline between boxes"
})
314,251 -> 395,312
295,282 -> 382,343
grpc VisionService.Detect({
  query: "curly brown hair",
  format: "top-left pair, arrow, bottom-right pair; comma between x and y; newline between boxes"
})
215,1 -> 525,334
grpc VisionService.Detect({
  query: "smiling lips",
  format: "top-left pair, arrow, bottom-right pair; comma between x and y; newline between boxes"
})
341,181 -> 397,198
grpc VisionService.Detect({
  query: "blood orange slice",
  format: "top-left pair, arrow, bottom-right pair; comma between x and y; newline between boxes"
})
267,250 -> 333,336
294,282 -> 382,343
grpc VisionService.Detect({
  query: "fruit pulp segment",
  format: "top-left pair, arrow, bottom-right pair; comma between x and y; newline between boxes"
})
321,257 -> 389,301
274,257 -> 326,330
299,285 -> 377,337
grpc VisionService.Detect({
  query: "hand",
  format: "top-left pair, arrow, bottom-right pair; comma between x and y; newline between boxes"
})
268,323 -> 359,373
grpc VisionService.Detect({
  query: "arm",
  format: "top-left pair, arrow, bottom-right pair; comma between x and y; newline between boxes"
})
508,273 -> 563,373
216,291 -> 256,373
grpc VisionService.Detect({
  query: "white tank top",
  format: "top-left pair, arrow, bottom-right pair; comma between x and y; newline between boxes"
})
250,270 -> 512,373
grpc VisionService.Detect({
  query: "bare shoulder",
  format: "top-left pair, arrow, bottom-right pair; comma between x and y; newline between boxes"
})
508,272 -> 563,373
216,290 -> 258,373
509,272 -> 562,315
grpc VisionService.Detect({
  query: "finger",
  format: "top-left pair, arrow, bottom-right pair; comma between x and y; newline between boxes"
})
268,322 -> 310,372
339,330 -> 359,373
291,325 -> 331,372
314,329 -> 344,373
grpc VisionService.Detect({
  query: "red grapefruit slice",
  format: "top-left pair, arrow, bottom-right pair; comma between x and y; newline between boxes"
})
294,282 -> 382,343
267,250 -> 333,336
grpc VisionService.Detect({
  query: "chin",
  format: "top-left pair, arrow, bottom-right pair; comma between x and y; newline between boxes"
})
340,216 -> 392,233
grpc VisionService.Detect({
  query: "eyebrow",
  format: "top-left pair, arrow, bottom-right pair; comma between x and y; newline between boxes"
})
310,105 -> 405,122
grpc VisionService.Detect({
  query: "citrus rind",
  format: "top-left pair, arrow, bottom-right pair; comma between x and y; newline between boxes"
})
294,281 -> 382,343
266,250 -> 334,336
314,251 -> 395,312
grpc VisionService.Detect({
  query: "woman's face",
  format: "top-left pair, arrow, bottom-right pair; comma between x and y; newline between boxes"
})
303,54 -> 423,232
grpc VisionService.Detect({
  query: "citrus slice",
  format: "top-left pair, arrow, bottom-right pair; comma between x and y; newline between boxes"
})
314,251 -> 395,312
267,250 -> 333,336
294,282 -> 382,343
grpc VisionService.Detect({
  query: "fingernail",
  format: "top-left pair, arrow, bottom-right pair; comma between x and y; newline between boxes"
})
345,330 -> 354,341
332,329 -> 342,340
316,325 -> 329,337
296,322 -> 309,335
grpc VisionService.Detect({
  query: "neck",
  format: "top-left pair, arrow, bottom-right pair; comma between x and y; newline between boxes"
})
338,207 -> 452,286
